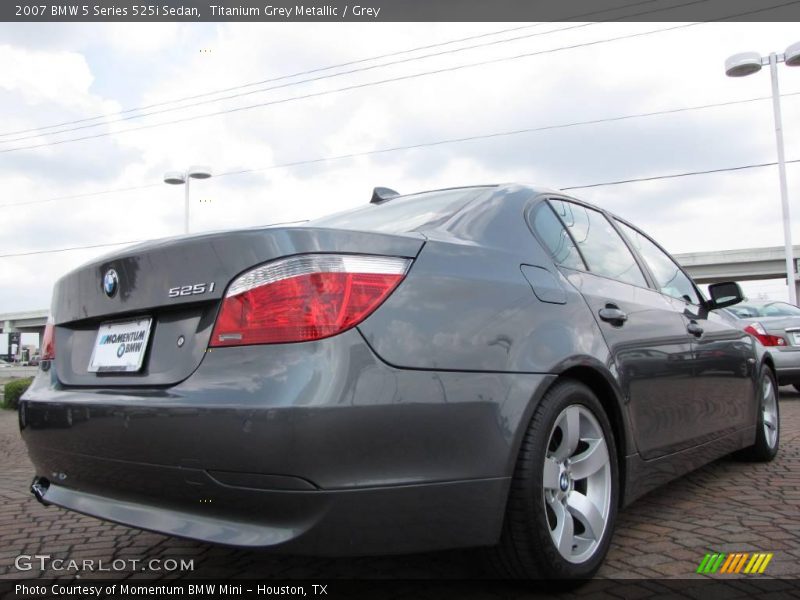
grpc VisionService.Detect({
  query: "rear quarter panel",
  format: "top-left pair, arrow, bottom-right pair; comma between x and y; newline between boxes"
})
357,193 -> 610,375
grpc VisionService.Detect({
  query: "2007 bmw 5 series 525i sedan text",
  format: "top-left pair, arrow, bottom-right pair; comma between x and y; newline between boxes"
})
20,184 -> 780,579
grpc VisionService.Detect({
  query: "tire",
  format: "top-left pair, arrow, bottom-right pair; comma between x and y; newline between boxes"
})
491,379 -> 618,579
737,366 -> 780,462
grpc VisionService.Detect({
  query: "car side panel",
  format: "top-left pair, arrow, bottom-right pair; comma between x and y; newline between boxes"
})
624,425 -> 755,504
358,238 -> 611,375
682,304 -> 758,435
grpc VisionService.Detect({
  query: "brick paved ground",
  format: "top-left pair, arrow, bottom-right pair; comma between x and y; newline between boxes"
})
1,391 -> 799,583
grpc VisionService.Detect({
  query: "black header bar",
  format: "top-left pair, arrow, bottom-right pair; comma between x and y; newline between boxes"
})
4,0 -> 800,22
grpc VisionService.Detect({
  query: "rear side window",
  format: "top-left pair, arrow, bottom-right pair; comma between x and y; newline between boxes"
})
309,187 -> 491,233
726,305 -> 759,318
727,303 -> 800,317
549,200 -> 647,287
617,221 -> 701,304
530,202 -> 585,270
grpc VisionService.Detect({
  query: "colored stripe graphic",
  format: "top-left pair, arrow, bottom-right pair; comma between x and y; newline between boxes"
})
720,553 -> 737,573
720,553 -> 750,573
697,553 -> 712,573
697,553 -> 727,573
734,553 -> 749,573
744,554 -> 760,573
699,552 -> 773,574
712,553 -> 726,573
759,554 -> 774,573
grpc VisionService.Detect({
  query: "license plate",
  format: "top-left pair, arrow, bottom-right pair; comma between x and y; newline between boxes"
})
792,332 -> 800,346
88,318 -> 152,373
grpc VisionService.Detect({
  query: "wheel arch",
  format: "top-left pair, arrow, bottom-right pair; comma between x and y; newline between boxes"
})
558,365 -> 629,508
761,353 -> 777,380
511,361 -> 632,508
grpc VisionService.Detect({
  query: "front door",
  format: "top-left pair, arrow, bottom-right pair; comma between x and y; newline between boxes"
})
615,219 -> 754,452
682,303 -> 757,435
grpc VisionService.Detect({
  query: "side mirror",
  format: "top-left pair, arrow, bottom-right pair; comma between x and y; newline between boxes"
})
708,281 -> 744,310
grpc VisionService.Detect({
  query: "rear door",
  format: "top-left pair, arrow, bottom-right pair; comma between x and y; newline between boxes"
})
544,199 -> 695,459
615,220 -> 756,442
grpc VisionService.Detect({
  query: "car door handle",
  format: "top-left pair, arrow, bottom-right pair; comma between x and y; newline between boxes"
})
687,322 -> 704,337
598,305 -> 627,325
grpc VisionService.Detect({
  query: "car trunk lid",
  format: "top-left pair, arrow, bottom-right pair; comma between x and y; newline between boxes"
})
51,225 -> 424,387
739,316 -> 800,345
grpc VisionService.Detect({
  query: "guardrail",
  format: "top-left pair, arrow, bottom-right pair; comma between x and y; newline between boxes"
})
0,366 -> 39,379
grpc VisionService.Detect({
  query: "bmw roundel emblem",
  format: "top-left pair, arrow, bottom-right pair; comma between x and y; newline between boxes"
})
103,269 -> 119,298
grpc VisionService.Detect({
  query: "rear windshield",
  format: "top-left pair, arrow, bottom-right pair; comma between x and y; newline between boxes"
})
725,302 -> 800,318
309,187 -> 491,233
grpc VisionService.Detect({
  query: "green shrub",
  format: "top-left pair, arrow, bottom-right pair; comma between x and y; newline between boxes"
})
3,377 -> 34,410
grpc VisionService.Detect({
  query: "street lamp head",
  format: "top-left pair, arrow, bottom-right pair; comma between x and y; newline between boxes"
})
725,52 -> 763,77
187,165 -> 212,179
163,171 -> 186,185
785,41 -> 800,67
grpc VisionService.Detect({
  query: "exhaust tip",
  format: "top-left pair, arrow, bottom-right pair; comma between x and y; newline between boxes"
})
30,477 -> 51,506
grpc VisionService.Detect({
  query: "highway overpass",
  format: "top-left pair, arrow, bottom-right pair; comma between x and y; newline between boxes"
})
1,309 -> 48,336
0,309 -> 48,361
674,245 -> 800,300
674,245 -> 800,283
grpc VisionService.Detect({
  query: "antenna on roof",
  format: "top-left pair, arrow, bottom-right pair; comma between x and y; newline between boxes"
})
370,187 -> 400,204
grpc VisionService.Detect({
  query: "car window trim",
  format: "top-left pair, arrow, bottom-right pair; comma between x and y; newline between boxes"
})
526,199 -> 589,271
613,216 -> 705,307
544,197 -> 652,289
525,196 -> 655,292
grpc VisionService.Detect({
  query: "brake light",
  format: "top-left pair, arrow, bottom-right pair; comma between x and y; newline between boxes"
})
744,322 -> 787,347
210,254 -> 411,346
42,319 -> 55,360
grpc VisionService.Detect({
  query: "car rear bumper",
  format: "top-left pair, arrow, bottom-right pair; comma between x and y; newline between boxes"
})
29,473 -> 509,555
769,347 -> 800,384
19,329 -> 549,554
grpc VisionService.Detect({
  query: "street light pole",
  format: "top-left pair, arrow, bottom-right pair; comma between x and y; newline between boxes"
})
163,165 -> 212,235
769,52 -> 795,305
184,176 -> 191,235
726,42 -> 800,304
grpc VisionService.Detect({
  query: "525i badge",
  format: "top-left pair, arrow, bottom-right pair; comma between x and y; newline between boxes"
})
168,282 -> 216,298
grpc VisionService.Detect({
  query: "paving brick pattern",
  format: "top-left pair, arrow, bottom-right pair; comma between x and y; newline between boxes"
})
1,392 -> 799,582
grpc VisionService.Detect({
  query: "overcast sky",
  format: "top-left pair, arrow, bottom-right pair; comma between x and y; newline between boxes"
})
1,19 -> 800,316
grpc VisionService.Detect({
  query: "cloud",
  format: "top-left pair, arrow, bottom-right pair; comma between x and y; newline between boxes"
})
2,21 -> 800,314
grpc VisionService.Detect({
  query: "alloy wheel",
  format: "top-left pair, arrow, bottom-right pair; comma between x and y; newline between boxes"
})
543,405 -> 612,564
762,375 -> 779,449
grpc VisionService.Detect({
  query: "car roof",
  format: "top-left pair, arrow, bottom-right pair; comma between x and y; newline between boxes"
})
389,183 -> 567,203
356,182 -> 650,248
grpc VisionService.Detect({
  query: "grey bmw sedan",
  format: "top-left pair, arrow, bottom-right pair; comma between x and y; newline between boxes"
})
20,184 -> 779,579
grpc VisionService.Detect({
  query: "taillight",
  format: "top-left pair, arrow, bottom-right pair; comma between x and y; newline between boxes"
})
42,319 -> 56,360
744,322 -> 786,347
210,254 -> 411,347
